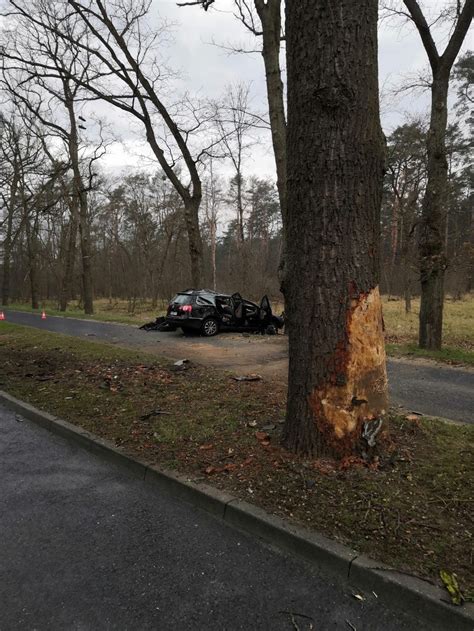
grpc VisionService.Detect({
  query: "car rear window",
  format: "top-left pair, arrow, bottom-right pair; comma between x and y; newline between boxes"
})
172,294 -> 194,305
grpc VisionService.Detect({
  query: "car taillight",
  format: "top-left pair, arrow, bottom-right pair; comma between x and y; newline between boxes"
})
181,305 -> 192,312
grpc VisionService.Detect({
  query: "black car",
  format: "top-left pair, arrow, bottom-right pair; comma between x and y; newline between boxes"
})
165,289 -> 284,337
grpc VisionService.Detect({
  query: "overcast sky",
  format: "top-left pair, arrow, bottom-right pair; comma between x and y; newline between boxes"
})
100,0 -> 471,180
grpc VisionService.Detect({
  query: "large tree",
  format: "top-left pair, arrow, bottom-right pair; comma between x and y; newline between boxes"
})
282,0 -> 388,457
391,1 -> 473,349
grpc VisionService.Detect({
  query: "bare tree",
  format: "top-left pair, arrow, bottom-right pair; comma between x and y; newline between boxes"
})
0,113 -> 45,306
178,0 -> 287,254
0,6 -> 108,313
2,0 -> 223,287
385,0 -> 473,349
213,83 -> 255,246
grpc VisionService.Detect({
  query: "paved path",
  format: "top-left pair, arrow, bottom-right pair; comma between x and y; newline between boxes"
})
0,403 -> 432,630
2,310 -> 473,424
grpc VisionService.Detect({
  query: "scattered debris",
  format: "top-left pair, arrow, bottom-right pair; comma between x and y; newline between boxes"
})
362,418 -> 383,447
140,316 -> 176,332
139,409 -> 171,421
173,358 -> 190,367
262,423 -> 276,431
199,443 -> 214,451
346,621 -> 357,631
255,431 -> 270,442
440,570 -> 464,606
232,374 -> 262,382
352,593 -> 365,601
15,414 -> 23,423
247,420 -> 258,427
405,413 -> 422,422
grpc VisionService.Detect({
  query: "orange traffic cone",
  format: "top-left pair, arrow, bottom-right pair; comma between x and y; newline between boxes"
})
41,310 -> 47,320
0,311 -> 5,321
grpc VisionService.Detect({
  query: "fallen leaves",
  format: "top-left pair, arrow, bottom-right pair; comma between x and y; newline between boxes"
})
440,570 -> 464,606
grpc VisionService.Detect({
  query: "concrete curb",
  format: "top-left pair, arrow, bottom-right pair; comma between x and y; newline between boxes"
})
1,390 -> 472,630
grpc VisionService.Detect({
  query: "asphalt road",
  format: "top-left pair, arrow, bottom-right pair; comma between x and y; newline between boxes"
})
0,403 -> 432,630
2,310 -> 473,424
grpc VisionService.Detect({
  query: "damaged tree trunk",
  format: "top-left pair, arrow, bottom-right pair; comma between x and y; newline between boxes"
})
282,0 -> 388,458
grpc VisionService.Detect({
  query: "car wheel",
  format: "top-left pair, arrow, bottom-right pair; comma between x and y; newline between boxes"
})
181,327 -> 199,337
201,317 -> 219,337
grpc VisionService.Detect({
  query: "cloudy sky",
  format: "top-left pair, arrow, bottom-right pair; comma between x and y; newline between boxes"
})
100,0 -> 470,179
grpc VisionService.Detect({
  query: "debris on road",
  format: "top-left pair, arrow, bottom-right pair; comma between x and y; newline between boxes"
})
139,316 -> 176,332
352,593 -> 365,601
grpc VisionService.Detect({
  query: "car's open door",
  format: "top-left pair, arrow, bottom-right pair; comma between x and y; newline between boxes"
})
259,295 -> 272,322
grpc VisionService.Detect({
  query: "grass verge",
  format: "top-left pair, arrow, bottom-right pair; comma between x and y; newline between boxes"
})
386,343 -> 474,367
3,299 -> 165,326
1,322 -> 472,595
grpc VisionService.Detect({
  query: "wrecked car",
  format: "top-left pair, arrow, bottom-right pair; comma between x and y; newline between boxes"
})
164,289 -> 284,337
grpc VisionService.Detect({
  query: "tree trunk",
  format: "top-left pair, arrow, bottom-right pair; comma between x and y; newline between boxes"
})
418,74 -> 449,350
65,89 -> 94,315
210,221 -> 217,292
282,0 -> 388,458
1,169 -> 19,306
59,199 -> 79,312
183,197 -> 203,287
255,0 -> 287,291
25,210 -> 40,310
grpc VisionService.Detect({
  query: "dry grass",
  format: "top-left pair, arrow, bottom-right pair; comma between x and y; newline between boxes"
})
383,295 -> 474,351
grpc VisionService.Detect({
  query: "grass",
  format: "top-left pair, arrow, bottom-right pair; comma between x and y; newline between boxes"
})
383,295 -> 474,365
3,298 -> 166,326
4,294 -> 474,365
1,321 -> 472,597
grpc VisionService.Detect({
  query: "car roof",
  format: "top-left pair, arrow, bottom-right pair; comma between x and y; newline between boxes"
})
178,289 -> 231,298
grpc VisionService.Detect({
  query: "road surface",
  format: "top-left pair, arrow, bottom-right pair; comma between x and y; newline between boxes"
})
2,310 -> 473,424
0,403 -> 433,630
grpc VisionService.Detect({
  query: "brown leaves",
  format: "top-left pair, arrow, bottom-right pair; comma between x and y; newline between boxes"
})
255,431 -> 271,447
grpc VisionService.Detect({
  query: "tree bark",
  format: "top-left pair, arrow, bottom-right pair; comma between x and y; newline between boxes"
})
418,73 -> 449,350
282,0 -> 388,458
183,197 -> 203,287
